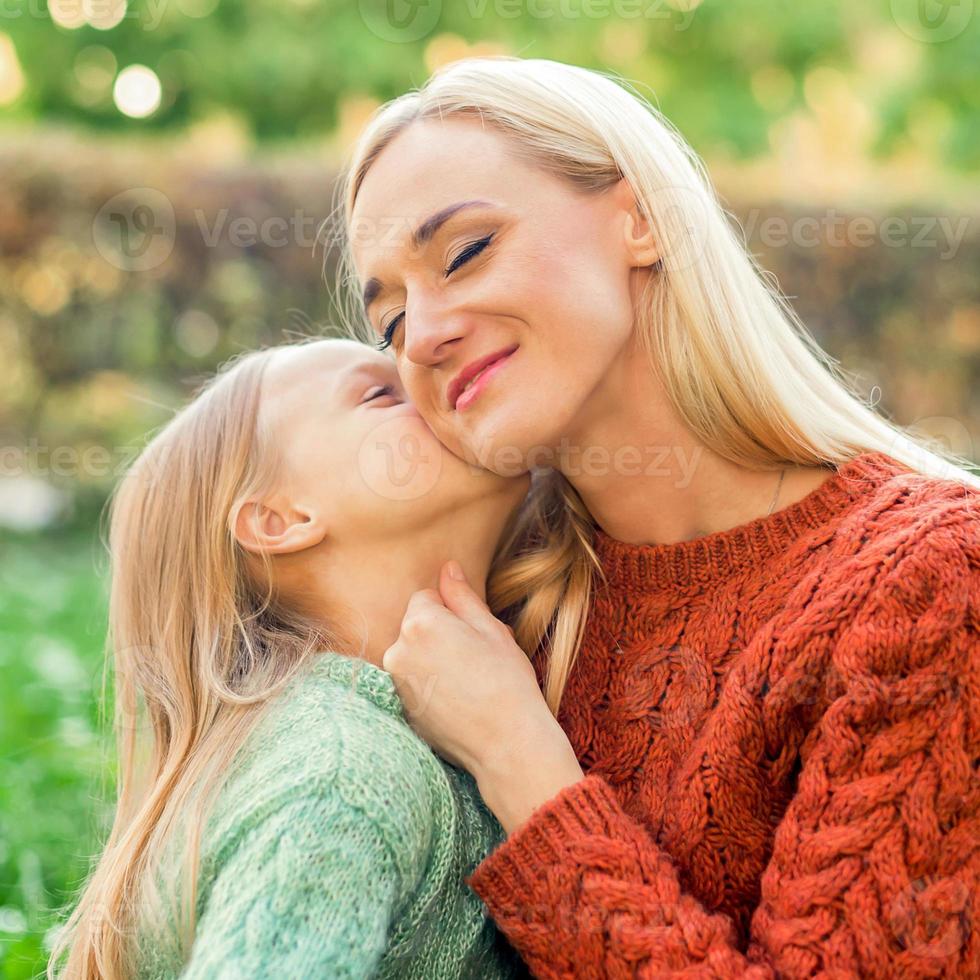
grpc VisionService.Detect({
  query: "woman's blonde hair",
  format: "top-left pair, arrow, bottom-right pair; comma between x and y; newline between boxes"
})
49,341 -> 350,979
333,55 -> 980,714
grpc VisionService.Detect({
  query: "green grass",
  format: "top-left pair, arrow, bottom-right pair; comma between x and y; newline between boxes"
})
0,525 -> 112,980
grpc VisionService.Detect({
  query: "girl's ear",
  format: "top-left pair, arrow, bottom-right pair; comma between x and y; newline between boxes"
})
231,496 -> 325,555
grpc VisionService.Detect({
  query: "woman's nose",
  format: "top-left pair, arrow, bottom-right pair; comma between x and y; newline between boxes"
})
402,295 -> 465,367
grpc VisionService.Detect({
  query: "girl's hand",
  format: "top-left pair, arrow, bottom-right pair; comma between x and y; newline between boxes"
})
383,560 -> 584,833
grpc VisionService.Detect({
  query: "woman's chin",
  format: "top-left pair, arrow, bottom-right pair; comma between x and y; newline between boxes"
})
425,456 -> 529,517
450,401 -> 566,480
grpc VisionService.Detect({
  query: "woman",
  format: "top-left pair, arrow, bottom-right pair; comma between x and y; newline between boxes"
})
49,337 -> 531,979
336,57 -> 980,977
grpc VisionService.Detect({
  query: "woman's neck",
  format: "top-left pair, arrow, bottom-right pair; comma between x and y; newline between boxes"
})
559,340 -> 830,546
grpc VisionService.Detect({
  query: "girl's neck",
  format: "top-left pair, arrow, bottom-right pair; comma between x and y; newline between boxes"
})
303,518 -> 502,669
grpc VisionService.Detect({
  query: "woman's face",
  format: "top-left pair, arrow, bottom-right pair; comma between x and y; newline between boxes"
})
259,338 -> 528,542
350,116 -> 651,476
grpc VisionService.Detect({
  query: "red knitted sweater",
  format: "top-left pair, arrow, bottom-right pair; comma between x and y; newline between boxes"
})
467,451 -> 980,978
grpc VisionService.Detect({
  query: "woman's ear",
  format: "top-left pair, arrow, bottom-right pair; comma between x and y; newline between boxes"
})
231,495 -> 325,556
612,177 -> 661,267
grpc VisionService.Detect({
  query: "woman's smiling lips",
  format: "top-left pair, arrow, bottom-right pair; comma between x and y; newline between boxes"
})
448,345 -> 519,412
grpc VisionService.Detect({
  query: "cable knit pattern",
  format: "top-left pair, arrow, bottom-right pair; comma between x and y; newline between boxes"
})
468,451 -> 980,978
135,652 -> 526,979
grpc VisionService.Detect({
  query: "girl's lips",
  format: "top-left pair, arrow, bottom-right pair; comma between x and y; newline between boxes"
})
454,350 -> 515,412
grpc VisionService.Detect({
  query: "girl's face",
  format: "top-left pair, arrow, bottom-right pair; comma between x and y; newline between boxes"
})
350,116 -> 652,476
260,339 -> 528,542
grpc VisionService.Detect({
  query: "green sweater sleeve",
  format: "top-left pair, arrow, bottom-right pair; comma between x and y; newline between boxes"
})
179,792 -> 412,979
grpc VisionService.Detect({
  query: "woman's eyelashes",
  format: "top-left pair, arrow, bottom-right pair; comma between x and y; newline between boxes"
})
376,315 -> 403,353
374,233 -> 494,352
446,233 -> 493,275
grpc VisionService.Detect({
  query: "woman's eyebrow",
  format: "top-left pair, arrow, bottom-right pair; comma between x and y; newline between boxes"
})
412,199 -> 497,249
361,199 -> 500,314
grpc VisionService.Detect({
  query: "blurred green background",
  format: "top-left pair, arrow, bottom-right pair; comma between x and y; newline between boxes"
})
1,0 -> 978,975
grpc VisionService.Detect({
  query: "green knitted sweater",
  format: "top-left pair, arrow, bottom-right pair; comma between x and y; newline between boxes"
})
134,652 -> 525,979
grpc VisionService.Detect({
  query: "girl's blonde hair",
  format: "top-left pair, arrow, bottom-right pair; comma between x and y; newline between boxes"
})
49,341 -> 351,979
334,55 -> 979,714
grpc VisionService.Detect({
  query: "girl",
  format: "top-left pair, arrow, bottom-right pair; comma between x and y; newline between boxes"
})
337,56 -> 980,977
49,337 -> 530,979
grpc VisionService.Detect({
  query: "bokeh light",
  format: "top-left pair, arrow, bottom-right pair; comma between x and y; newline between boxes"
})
72,45 -> 117,107
0,33 -> 25,105
48,0 -> 86,30
174,309 -> 220,357
82,0 -> 127,30
112,64 -> 162,118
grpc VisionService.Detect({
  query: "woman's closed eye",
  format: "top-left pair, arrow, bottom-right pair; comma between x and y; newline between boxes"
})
375,233 -> 495,352
445,233 -> 493,276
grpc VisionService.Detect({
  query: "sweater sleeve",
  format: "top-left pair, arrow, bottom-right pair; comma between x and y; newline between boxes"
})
467,515 -> 980,978
180,793 -> 412,979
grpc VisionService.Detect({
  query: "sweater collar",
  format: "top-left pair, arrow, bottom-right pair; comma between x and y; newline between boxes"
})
591,451 -> 911,593
307,651 -> 405,718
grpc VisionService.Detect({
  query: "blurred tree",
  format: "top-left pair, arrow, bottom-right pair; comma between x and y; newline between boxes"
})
0,0 -> 977,170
